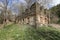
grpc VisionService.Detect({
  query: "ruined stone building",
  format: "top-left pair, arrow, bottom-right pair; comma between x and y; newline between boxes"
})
19,0 -> 50,26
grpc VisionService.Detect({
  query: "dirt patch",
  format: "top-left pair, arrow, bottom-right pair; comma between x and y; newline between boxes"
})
50,24 -> 60,29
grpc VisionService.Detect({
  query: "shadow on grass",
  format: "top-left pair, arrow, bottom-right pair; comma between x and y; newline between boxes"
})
3,23 -> 15,29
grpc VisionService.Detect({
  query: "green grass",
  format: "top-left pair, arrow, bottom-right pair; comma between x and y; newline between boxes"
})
0,24 -> 60,40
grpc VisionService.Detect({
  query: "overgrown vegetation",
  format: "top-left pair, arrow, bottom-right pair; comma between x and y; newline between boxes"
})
50,4 -> 60,24
0,24 -> 60,40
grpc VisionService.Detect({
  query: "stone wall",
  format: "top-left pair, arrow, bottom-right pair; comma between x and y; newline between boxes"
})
19,2 -> 49,26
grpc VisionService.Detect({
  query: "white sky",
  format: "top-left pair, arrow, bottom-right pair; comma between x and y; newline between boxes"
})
53,0 -> 60,5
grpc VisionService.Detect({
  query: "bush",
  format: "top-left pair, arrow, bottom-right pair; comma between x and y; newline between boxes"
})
57,19 -> 60,24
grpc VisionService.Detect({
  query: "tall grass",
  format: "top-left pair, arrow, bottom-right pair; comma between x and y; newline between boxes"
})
0,24 -> 60,40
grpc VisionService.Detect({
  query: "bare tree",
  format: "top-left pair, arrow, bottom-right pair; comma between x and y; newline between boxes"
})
11,2 -> 27,23
0,0 -> 9,26
37,0 -> 53,9
0,1 -> 5,24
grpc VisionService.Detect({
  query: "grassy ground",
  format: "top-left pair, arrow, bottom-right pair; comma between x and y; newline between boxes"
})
0,23 -> 60,40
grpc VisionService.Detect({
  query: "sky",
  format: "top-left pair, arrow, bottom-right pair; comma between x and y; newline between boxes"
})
48,0 -> 60,8
0,0 -> 60,14
9,0 -> 60,9
53,0 -> 60,5
0,0 -> 60,8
